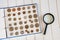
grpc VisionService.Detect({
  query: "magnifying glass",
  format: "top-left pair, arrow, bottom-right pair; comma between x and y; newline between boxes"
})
43,13 -> 55,35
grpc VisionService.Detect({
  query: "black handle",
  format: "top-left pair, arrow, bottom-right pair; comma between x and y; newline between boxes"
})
43,24 -> 48,35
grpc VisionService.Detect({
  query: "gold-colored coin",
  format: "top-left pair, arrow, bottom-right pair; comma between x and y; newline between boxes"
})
12,8 -> 16,12
32,5 -> 36,9
33,14 -> 37,18
14,23 -> 17,25
15,32 -> 19,35
24,21 -> 27,24
18,18 -> 21,20
25,25 -> 29,29
7,8 -> 11,12
13,14 -> 16,16
31,30 -> 33,33
13,18 -> 16,21
33,10 -> 36,13
34,19 -> 38,22
9,27 -> 14,31
35,23 -> 39,27
8,14 -> 11,16
22,7 -> 25,10
29,15 -> 32,18
18,12 -> 21,15
23,11 -> 26,14
25,30 -> 29,33
36,29 -> 39,32
27,6 -> 30,9
9,24 -> 12,26
28,11 -> 31,13
17,7 -> 21,11
15,27 -> 18,30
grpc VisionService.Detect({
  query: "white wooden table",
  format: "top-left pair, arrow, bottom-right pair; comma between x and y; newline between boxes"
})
0,0 -> 60,40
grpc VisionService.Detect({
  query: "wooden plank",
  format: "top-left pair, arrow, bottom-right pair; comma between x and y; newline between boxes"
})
35,34 -> 43,40
57,0 -> 60,28
15,36 -> 27,40
26,35 -> 35,40
0,0 -> 3,8
0,18 -> 6,38
0,9 -> 4,18
7,0 -> 16,7
2,0 -> 8,8
40,0 -> 53,40
24,0 -> 32,4
49,0 -> 60,40
15,0 -> 24,6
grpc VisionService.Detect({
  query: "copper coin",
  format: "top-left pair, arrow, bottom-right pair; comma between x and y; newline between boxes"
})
9,24 -> 12,26
28,11 -> 31,13
27,31 -> 29,33
13,18 -> 16,21
15,32 -> 19,35
33,14 -> 37,18
13,14 -> 16,16
14,23 -> 17,25
18,12 -> 21,15
33,10 -> 36,13
25,25 -> 29,29
24,21 -> 27,24
23,11 -> 26,14
18,18 -> 21,20
17,7 -> 21,11
7,8 -> 11,12
29,20 -> 33,23
35,23 -> 39,27
12,8 -> 16,12
9,27 -> 14,31
27,6 -> 30,9
22,7 -> 25,10
25,30 -> 29,33
29,15 -> 32,18
31,20 -> 33,23
15,27 -> 18,30
36,29 -> 39,32
32,5 -> 36,9
8,14 -> 11,16
31,30 -> 33,33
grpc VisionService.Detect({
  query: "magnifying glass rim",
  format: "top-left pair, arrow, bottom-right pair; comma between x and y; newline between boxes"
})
43,13 -> 55,25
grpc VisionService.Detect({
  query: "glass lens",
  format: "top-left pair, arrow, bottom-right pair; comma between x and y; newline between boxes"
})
44,15 -> 53,23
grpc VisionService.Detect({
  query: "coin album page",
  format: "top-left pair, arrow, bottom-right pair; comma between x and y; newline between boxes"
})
0,0 -> 42,40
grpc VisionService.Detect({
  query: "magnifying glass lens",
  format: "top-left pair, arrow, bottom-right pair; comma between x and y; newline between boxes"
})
43,13 -> 54,35
44,15 -> 53,24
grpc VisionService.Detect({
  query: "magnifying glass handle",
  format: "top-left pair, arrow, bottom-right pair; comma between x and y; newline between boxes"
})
43,24 -> 48,35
